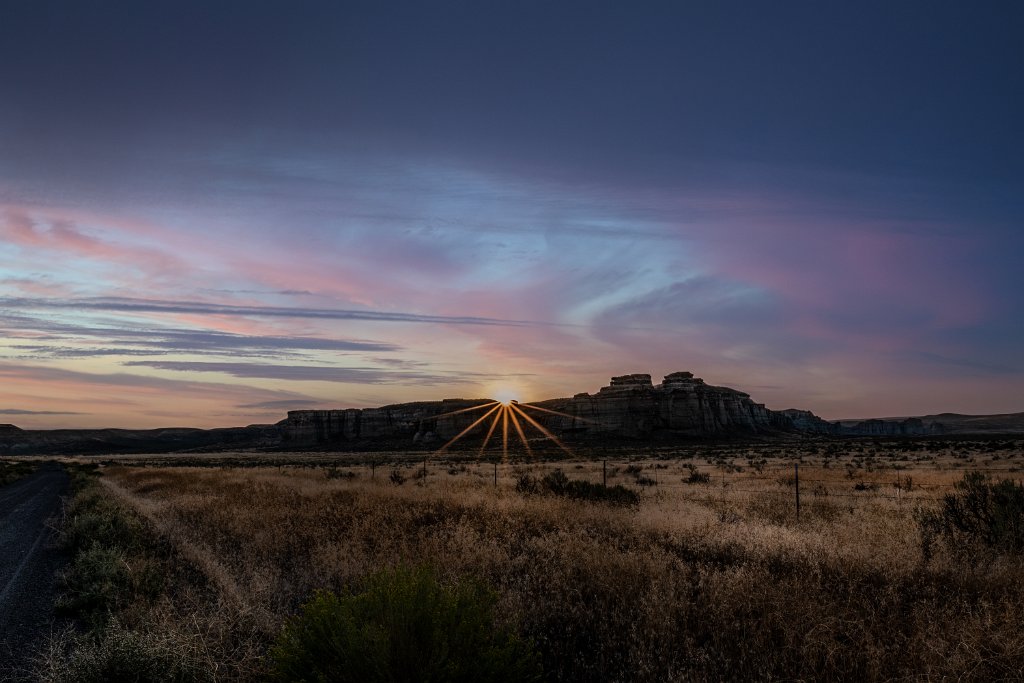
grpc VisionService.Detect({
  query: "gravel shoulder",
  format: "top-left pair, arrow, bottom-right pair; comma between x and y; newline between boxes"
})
0,463 -> 69,681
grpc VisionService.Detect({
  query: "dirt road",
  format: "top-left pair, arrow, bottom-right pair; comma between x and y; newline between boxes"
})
0,464 -> 68,680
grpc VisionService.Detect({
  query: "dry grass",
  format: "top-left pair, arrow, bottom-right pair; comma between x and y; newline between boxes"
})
58,439 -> 1024,681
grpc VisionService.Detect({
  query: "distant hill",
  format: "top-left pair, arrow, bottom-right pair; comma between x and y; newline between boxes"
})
895,412 -> 1024,434
1,372 -> 1021,455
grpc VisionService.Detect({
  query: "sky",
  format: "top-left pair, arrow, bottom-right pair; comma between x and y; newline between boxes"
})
1,1 -> 1022,429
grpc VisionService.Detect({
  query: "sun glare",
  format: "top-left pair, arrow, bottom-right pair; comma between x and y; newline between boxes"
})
493,389 -> 519,406
434,394 -> 593,460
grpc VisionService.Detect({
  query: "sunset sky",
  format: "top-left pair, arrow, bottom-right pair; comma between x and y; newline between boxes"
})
1,2 -> 1022,429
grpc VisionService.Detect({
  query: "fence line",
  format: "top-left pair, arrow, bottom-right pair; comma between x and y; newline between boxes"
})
330,458 -> 1024,511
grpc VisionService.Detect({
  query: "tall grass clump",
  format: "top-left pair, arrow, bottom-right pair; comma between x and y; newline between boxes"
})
39,466 -> 213,681
55,468 -> 165,626
36,619 -> 212,683
267,565 -> 542,683
516,468 -> 639,506
917,472 -> 1024,565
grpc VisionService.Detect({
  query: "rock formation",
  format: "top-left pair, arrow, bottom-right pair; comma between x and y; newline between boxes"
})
279,399 -> 494,447
834,417 -> 945,437
526,372 -> 790,437
277,371 -> 794,447
1,370 -> 1006,455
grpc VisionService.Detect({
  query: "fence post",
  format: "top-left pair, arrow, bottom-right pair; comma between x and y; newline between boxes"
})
494,461 -> 498,488
371,462 -> 376,480
795,462 -> 801,522
603,460 -> 607,487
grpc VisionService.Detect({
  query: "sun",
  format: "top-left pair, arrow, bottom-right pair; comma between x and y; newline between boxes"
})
493,388 -> 519,406
431,393 -> 597,461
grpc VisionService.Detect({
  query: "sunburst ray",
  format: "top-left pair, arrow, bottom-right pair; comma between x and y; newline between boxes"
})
506,405 -> 533,458
478,407 -> 501,456
430,400 -> 500,421
502,406 -> 509,461
437,403 -> 502,453
517,402 -> 599,424
509,403 -> 574,457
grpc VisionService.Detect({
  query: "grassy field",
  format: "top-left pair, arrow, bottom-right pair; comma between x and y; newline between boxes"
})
40,438 -> 1024,681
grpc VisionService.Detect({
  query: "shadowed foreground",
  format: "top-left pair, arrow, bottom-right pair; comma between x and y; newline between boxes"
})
0,464 -> 68,680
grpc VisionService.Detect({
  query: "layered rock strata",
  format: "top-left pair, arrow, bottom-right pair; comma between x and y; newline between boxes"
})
279,399 -> 496,447
278,371 -> 793,446
527,371 -> 790,437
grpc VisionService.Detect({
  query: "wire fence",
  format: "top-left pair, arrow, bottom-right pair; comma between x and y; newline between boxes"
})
334,456 -> 1024,510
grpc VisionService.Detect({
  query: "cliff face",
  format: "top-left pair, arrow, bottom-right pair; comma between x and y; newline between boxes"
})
279,399 -> 496,447
835,418 -> 946,436
529,372 -> 789,437
777,409 -> 839,434
278,371 -> 793,447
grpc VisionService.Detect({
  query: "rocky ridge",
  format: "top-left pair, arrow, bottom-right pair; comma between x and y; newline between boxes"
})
1,370 -> 1013,455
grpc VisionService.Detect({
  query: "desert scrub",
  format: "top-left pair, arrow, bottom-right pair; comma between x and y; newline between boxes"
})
55,467 -> 166,627
36,618 -> 212,683
99,463 -> 1024,682
0,458 -> 37,486
267,565 -> 542,683
917,472 -> 1024,566
516,469 -> 639,506
38,466 -> 216,682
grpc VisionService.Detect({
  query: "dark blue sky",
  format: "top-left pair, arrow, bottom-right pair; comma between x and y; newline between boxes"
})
1,1 -> 1021,427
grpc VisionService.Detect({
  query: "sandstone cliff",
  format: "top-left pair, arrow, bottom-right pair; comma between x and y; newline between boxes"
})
526,372 -> 790,437
279,399 -> 495,447
277,371 -> 794,447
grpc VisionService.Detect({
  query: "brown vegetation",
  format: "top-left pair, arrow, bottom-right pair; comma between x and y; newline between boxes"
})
41,440 -> 1024,681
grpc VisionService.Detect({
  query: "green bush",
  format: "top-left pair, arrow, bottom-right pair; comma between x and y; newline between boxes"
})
917,472 -> 1024,564
56,475 -> 166,626
267,566 -> 542,683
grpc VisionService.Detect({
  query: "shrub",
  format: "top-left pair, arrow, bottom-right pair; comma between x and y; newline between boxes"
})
37,619 -> 211,683
389,469 -> 406,486
540,469 -> 570,494
539,469 -> 640,506
917,472 -> 1024,565
0,459 -> 36,486
266,566 -> 541,683
683,467 -> 710,485
515,473 -> 539,495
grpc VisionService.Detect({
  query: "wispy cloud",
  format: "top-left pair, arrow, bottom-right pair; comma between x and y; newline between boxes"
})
0,408 -> 84,415
235,399 -> 325,410
122,360 -> 488,385
0,296 -> 548,327
1,310 -> 403,360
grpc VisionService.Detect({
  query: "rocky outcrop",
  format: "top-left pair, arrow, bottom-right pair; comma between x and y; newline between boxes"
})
279,399 -> 495,447
778,410 -> 949,436
0,425 -> 279,456
835,417 -> 946,437
777,409 -> 839,434
277,371 -> 794,446
5,369 -> 1000,456
528,372 -> 790,437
